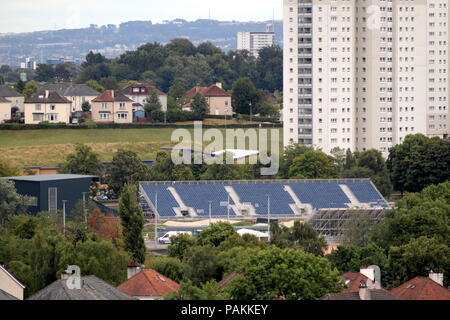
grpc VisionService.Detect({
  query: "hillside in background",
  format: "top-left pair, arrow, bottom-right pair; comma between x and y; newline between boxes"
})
0,19 -> 283,67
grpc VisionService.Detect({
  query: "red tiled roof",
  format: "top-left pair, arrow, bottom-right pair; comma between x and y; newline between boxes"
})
391,277 -> 450,300
92,90 -> 133,103
342,272 -> 388,293
185,85 -> 230,98
117,269 -> 179,298
122,83 -> 166,96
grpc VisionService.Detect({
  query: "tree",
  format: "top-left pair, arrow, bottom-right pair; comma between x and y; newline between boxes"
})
370,182 -> 450,249
144,89 -> 162,115
197,42 -> 222,56
172,165 -> 195,181
0,75 -> 4,85
81,101 -> 91,112
327,243 -> 387,274
83,51 -> 108,68
271,221 -> 327,256
197,222 -> 237,247
183,246 -> 222,286
288,150 -> 338,179
0,65 -> 12,74
191,93 -> 209,118
226,247 -> 344,300
108,150 -> 151,195
0,158 -> 21,177
0,180 -> 31,228
59,144 -> 103,176
23,81 -> 40,99
331,147 -> 347,174
388,134 -> 450,194
85,80 -> 105,93
149,152 -> 175,181
385,237 -> 450,288
149,256 -> 186,283
340,211 -> 377,247
14,80 -> 25,94
231,78 -> 260,115
168,234 -> 197,260
256,46 -> 283,92
166,38 -> 197,56
35,64 -> 55,82
165,280 -> 227,300
61,240 -> 129,286
279,144 -> 312,178
118,184 -> 146,264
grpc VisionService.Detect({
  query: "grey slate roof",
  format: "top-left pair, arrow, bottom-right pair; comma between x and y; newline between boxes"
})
0,85 -> 23,98
0,96 -> 11,103
42,83 -> 100,97
0,289 -> 18,300
25,90 -> 72,104
27,276 -> 133,300
2,174 -> 99,182
320,290 -> 399,300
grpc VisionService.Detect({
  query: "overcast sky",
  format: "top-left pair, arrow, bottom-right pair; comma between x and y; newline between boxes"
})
0,0 -> 282,33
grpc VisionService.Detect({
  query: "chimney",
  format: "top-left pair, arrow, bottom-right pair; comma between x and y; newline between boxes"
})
45,90 -> 49,99
360,265 -> 382,289
127,263 -> 141,280
195,86 -> 200,94
429,271 -> 444,287
215,82 -> 222,89
359,281 -> 371,301
111,90 -> 115,99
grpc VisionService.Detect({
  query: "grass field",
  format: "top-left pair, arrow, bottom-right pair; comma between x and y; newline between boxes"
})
0,127 -> 283,168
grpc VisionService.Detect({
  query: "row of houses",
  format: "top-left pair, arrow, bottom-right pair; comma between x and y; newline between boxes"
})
0,82 -> 233,125
2,262 -> 449,301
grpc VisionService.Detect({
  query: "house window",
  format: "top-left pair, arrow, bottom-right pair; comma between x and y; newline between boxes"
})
117,113 -> 128,120
119,103 -> 126,109
33,114 -> 44,122
48,114 -> 58,121
48,187 -> 58,213
133,88 -> 140,93
50,105 -> 56,111
35,104 -> 41,111
99,113 -> 110,120
101,103 -> 108,109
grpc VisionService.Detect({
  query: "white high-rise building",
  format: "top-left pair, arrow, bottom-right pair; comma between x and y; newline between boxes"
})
237,28 -> 276,57
283,0 -> 450,156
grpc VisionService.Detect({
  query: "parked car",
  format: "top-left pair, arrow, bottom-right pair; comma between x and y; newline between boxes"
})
158,231 -> 193,244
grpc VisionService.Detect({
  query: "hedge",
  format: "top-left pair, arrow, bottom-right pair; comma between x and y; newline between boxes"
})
0,122 -> 282,131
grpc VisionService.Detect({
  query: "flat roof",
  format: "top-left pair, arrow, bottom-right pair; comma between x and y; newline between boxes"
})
2,174 -> 99,182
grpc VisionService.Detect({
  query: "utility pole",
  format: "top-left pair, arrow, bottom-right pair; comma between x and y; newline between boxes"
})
155,192 -> 158,244
249,102 -> 253,122
227,194 -> 230,222
63,200 -> 67,236
209,201 -> 212,225
266,195 -> 271,243
82,192 -> 88,224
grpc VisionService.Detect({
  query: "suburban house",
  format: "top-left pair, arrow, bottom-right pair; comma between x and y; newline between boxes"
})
117,266 -> 180,300
320,282 -> 399,300
91,90 -> 134,123
122,82 -> 168,112
0,85 -> 24,117
391,272 -> 450,300
24,90 -> 72,124
0,265 -> 25,300
183,83 -> 233,116
41,83 -> 100,113
28,274 -> 133,300
0,96 -> 11,123
2,174 -> 99,215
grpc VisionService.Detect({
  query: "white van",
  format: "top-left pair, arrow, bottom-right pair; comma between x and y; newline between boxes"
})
158,231 -> 193,244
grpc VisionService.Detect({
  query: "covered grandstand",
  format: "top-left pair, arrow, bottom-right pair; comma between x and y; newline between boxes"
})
139,179 -> 389,218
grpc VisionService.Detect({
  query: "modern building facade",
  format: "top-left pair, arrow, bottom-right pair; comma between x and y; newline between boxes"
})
237,28 -> 276,57
283,0 -> 450,156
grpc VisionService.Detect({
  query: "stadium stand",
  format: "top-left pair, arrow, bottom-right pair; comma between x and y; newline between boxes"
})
139,179 -> 389,219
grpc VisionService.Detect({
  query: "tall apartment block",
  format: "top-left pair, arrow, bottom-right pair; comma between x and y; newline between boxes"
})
237,27 -> 276,57
283,0 -> 450,156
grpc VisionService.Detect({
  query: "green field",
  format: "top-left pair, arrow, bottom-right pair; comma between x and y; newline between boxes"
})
0,127 -> 283,167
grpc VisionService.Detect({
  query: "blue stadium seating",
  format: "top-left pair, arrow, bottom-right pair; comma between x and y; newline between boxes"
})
140,185 -> 178,217
231,183 -> 294,215
289,182 -> 350,209
345,182 -> 389,207
139,180 -> 389,218
174,184 -> 234,217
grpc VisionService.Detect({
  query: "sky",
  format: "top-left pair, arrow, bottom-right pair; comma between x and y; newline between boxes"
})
0,0 -> 282,34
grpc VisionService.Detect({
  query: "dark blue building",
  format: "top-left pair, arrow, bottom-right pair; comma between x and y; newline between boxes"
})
3,174 -> 99,215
